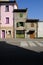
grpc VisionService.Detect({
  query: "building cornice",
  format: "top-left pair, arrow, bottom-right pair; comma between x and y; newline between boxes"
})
0,1 -> 16,5
13,8 -> 27,12
26,19 -> 39,23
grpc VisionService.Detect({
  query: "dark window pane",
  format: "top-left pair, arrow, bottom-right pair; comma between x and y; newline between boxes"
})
17,23 -> 19,27
8,31 -> 11,34
16,30 -> 25,34
16,22 -> 24,27
5,5 -> 9,12
6,17 -> 9,24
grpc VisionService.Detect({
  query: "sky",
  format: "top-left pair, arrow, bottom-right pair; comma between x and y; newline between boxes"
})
10,0 -> 43,21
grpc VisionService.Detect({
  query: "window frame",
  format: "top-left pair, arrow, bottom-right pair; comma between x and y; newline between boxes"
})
6,17 -> 9,24
5,5 -> 9,12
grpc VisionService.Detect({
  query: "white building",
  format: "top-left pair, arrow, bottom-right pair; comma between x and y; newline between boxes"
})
38,21 -> 43,37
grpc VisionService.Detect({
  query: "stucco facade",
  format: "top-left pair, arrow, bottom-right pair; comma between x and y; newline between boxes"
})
25,20 -> 38,38
1,27 -> 13,38
13,9 -> 27,38
0,1 -> 18,38
13,9 -> 39,39
38,21 -> 43,37
0,0 -> 40,39
1,5 -> 13,27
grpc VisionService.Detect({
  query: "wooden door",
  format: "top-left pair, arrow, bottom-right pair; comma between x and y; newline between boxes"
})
30,33 -> 35,39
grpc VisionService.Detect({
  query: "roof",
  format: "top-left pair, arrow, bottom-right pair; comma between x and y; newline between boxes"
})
13,8 -> 27,12
26,19 -> 39,23
0,1 -> 16,5
38,21 -> 43,22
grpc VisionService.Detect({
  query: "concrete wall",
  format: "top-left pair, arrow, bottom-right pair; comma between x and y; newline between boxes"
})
14,4 -> 18,9
38,22 -> 43,37
0,4 -> 15,38
25,22 -> 37,38
1,5 -> 13,27
1,27 -> 13,38
13,11 -> 27,38
25,23 -> 37,30
14,12 -> 27,20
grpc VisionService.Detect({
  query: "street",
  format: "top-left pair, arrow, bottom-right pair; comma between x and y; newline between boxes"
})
3,38 -> 43,52
20,40 -> 43,52
0,41 -> 43,64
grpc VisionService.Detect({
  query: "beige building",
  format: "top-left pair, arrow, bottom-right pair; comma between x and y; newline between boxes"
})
25,19 -> 39,39
0,0 -> 39,39
13,9 -> 39,39
13,9 -> 27,38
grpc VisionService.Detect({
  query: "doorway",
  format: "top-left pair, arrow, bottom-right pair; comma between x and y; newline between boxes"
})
30,33 -> 35,39
2,30 -> 5,38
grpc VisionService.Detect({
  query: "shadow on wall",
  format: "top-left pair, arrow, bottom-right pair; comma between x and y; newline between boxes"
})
0,41 -> 43,65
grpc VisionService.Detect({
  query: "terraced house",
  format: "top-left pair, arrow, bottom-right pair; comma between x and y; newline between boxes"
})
0,1 -> 18,38
0,0 -> 39,39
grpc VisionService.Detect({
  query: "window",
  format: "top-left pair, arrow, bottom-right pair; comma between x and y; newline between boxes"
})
16,30 -> 24,34
20,22 -> 24,26
31,23 -> 34,27
8,31 -> 11,34
5,5 -> 9,12
6,17 -> 9,24
7,30 -> 11,35
16,30 -> 25,38
17,22 -> 24,27
20,13 -> 23,17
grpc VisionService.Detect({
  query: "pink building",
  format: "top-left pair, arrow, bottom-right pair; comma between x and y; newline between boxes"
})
0,1 -> 18,38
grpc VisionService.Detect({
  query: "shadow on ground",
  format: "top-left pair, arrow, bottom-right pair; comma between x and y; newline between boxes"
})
0,41 -> 43,65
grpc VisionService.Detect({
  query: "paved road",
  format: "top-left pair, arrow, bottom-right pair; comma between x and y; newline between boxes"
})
5,39 -> 43,52
20,40 -> 43,52
0,38 -> 43,52
0,41 -> 43,65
